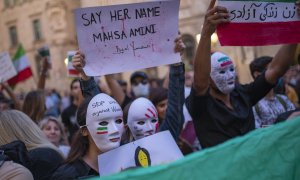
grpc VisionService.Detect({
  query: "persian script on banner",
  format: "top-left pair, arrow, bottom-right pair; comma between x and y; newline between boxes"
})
217,0 -> 300,46
75,0 -> 180,76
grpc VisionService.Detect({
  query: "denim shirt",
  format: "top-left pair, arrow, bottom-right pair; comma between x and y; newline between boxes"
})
159,63 -> 185,140
79,63 -> 185,141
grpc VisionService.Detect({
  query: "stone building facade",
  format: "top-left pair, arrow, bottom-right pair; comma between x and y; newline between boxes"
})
0,0 -> 283,94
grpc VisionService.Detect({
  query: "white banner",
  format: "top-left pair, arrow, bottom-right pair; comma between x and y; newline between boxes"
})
75,0 -> 180,76
0,52 -> 17,82
219,1 -> 299,23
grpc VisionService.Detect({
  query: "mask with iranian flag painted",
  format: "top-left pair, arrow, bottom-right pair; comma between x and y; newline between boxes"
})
210,52 -> 236,94
86,93 -> 124,152
127,97 -> 159,140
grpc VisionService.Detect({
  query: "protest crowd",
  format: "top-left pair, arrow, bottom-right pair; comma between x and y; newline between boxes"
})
0,0 -> 300,179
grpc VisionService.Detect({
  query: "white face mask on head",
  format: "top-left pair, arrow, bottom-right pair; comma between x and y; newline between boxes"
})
210,52 -> 236,94
132,83 -> 149,97
127,97 -> 159,140
86,93 -> 124,152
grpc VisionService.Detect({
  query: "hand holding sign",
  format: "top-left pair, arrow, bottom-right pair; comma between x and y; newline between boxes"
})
72,51 -> 89,80
202,0 -> 230,38
174,36 -> 186,56
74,0 -> 180,76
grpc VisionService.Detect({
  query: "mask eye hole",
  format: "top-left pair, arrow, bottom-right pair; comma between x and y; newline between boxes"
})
219,70 -> 225,74
151,119 -> 158,123
137,121 -> 145,125
115,119 -> 123,124
99,121 -> 108,126
230,68 -> 234,72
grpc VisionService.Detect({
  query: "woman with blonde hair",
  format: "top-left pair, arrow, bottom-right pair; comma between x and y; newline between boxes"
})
39,116 -> 70,158
0,110 -> 63,180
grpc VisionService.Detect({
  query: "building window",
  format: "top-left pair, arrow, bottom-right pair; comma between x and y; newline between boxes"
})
9,26 -> 19,47
4,0 -> 11,8
32,19 -> 42,41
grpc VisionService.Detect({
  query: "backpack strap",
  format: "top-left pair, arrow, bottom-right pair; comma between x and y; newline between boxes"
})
275,95 -> 288,111
0,151 -> 9,168
254,104 -> 262,120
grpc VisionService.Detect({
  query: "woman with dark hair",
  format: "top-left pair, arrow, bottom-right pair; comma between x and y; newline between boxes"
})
22,90 -> 46,124
52,93 -> 124,179
149,87 -> 168,124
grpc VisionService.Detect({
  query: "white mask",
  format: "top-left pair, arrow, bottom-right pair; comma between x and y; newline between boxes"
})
210,52 -> 236,94
86,93 -> 124,152
132,83 -> 149,97
127,97 -> 159,140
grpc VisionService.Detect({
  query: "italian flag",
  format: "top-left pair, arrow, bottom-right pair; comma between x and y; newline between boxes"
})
97,127 -> 108,134
7,45 -> 33,86
217,0 -> 300,46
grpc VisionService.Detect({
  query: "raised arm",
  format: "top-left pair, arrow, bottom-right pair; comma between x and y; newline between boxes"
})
193,0 -> 229,96
72,51 -> 100,98
105,74 -> 126,106
37,57 -> 51,90
0,81 -> 21,110
265,45 -> 298,84
265,2 -> 299,84
159,37 -> 185,140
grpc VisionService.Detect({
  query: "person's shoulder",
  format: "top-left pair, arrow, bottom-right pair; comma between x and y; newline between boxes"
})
0,161 -> 34,180
61,104 -> 77,115
52,159 -> 89,180
29,148 -> 63,162
51,163 -> 79,180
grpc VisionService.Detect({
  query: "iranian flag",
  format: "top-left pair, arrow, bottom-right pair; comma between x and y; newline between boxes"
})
217,0 -> 300,46
67,51 -> 80,77
7,45 -> 33,86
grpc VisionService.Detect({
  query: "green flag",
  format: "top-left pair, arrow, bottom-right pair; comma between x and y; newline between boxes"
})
92,117 -> 300,180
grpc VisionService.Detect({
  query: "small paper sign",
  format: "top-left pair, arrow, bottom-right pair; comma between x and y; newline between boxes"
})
98,131 -> 183,176
0,52 -> 17,82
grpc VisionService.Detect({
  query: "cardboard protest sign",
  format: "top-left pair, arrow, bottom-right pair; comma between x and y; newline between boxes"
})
217,0 -> 300,46
67,51 -> 80,77
75,0 -> 180,76
98,131 -> 183,176
0,52 -> 17,82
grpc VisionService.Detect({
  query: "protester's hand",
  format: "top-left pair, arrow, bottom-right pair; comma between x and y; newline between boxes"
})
174,36 -> 185,56
296,1 -> 300,15
72,50 -> 85,72
41,56 -> 51,76
72,50 -> 89,80
202,0 -> 229,37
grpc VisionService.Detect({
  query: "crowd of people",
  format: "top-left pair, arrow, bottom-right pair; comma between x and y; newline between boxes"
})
0,0 -> 300,179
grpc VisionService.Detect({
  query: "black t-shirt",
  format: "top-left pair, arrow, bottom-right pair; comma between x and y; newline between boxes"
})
51,159 -> 99,180
186,73 -> 275,148
61,103 -> 79,142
